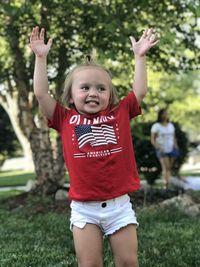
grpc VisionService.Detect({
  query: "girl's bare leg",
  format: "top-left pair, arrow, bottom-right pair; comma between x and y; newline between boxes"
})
159,157 -> 171,189
72,224 -> 103,267
109,224 -> 138,267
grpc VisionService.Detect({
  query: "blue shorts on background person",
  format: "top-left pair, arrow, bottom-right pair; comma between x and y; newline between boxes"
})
156,147 -> 180,159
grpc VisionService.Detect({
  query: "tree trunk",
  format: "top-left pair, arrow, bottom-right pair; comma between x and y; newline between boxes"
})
0,87 -> 66,195
29,110 -> 66,194
17,95 -> 66,195
1,22 -> 66,195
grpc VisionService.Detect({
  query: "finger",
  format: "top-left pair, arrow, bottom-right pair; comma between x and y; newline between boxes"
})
149,33 -> 156,42
35,26 -> 39,40
141,29 -> 148,39
150,39 -> 160,47
30,27 -> 36,41
40,28 -> 45,40
129,36 -> 136,45
32,26 -> 39,40
47,38 -> 53,49
147,28 -> 153,39
28,43 -> 34,52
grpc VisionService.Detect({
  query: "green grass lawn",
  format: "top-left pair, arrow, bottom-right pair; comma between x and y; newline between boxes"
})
0,170 -> 199,188
180,171 -> 200,177
0,171 -> 36,187
138,207 -> 200,267
0,189 -> 25,199
0,194 -> 199,267
0,170 -> 70,188
0,171 -> 200,266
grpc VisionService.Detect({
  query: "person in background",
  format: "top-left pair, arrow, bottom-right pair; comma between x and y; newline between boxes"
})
151,108 -> 180,189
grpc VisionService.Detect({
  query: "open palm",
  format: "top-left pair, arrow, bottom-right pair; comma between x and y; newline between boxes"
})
130,28 -> 159,57
29,27 -> 52,57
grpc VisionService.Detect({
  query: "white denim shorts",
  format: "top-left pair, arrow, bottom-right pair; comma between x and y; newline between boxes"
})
70,194 -> 138,236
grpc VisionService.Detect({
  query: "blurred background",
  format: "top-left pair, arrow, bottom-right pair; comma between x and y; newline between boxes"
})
0,0 -> 199,193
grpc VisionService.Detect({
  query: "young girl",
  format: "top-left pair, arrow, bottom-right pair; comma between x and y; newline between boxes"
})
151,109 -> 180,189
30,26 -> 159,267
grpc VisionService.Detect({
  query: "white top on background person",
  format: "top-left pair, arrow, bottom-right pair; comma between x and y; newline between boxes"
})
151,122 -> 175,153
151,109 -> 178,154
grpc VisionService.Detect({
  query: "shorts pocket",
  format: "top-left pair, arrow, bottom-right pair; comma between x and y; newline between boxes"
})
117,194 -> 131,208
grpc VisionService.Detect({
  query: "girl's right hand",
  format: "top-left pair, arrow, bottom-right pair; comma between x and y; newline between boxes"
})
29,27 -> 52,57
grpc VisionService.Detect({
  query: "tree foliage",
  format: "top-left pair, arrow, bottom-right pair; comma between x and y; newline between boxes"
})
142,70 -> 200,140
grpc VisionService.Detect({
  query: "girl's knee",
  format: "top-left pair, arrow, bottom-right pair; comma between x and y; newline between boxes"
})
77,259 -> 102,267
116,256 -> 138,267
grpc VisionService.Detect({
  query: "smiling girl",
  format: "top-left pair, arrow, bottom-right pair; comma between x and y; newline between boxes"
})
30,26 -> 159,267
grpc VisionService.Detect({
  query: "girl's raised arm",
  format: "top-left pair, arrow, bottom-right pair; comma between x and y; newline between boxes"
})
30,27 -> 56,120
130,28 -> 159,104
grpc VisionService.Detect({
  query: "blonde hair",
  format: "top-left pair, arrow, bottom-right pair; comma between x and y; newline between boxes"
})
61,55 -> 119,109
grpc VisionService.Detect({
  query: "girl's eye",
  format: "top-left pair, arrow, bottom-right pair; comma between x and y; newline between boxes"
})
81,86 -> 89,90
98,87 -> 106,92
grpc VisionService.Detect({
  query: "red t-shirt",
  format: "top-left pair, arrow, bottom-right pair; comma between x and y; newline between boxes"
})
48,91 -> 141,201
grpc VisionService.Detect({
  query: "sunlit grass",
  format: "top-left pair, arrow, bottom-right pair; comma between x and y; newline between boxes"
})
180,171 -> 200,177
0,171 -> 35,187
0,170 -> 70,187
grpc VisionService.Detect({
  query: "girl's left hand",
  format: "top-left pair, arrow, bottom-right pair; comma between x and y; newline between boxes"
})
130,28 -> 159,57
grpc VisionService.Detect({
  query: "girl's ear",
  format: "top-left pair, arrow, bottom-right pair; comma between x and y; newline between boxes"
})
69,98 -> 74,104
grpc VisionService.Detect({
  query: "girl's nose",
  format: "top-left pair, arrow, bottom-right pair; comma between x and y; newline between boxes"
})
88,87 -> 98,97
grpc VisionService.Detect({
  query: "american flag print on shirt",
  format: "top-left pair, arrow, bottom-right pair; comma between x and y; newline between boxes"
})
75,124 -> 117,148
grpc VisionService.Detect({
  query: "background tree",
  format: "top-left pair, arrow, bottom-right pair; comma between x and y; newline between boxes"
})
142,71 -> 200,141
0,0 -> 199,194
0,106 -> 21,166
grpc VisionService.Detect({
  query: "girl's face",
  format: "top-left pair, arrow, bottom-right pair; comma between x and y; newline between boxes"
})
70,67 -> 111,115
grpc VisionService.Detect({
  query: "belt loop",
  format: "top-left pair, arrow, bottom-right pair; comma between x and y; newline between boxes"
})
114,196 -> 118,207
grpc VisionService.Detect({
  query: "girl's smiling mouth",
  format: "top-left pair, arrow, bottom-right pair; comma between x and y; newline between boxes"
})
85,100 -> 99,105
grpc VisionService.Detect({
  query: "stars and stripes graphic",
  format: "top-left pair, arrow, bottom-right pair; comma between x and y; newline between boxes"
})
75,124 -> 117,148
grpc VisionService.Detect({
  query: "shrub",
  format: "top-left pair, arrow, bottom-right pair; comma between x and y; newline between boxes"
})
0,107 -> 21,166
